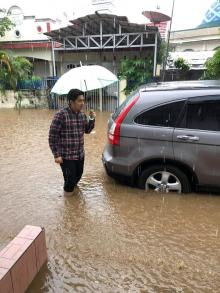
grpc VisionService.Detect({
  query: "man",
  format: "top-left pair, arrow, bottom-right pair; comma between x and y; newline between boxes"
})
49,89 -> 96,196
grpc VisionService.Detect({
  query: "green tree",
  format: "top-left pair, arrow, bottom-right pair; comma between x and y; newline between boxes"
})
158,41 -> 175,65
0,51 -> 11,73
0,51 -> 32,90
157,41 -> 167,64
174,57 -> 190,72
0,51 -> 32,113
119,58 -> 153,95
205,49 -> 220,79
10,56 -> 33,90
0,51 -> 11,93
0,9 -> 14,37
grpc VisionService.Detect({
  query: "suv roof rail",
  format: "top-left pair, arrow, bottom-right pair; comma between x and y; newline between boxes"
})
139,80 -> 220,92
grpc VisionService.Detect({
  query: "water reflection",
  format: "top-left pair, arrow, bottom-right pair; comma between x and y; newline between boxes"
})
0,109 -> 220,292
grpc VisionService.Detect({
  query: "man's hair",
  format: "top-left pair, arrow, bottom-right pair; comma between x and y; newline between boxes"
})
67,89 -> 84,102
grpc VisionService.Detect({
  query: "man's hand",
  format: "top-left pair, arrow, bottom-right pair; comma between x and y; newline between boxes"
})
89,110 -> 96,120
55,156 -> 63,164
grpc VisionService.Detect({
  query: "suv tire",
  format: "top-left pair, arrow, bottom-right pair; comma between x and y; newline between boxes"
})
138,164 -> 191,193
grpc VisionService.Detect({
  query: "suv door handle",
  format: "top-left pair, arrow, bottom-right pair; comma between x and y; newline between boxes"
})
177,135 -> 200,141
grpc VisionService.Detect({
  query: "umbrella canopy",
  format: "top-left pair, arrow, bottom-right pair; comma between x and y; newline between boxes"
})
142,11 -> 171,23
51,65 -> 118,95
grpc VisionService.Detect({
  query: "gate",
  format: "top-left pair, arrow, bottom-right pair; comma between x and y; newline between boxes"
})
51,81 -> 119,112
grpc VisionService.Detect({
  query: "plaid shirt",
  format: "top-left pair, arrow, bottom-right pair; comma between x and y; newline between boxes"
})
49,107 -> 95,160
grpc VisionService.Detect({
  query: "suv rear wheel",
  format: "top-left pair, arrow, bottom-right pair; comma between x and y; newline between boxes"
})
138,165 -> 191,193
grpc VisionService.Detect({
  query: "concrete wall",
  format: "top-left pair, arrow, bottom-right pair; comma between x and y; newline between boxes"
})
1,12 -> 62,43
0,225 -> 47,293
169,51 -> 214,70
171,27 -> 220,53
2,47 -> 153,78
57,50 -> 154,76
3,48 -> 54,78
119,79 -> 127,104
32,61 -> 53,77
4,47 -> 53,61
0,90 -> 49,109
174,39 -> 220,52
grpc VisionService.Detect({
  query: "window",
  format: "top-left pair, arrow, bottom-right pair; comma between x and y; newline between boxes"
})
67,64 -> 76,70
37,25 -> 43,33
112,91 -> 138,120
14,30 -> 21,38
186,101 -> 220,131
135,101 -> 185,127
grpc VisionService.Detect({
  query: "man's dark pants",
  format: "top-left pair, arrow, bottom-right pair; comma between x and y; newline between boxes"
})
60,158 -> 84,192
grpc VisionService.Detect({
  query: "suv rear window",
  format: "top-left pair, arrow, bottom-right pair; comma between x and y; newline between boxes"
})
112,91 -> 138,120
135,100 -> 185,127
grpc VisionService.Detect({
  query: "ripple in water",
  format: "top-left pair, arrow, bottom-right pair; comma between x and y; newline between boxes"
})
0,109 -> 220,292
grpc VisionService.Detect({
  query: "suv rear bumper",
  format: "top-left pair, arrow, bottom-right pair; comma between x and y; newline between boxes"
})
102,148 -> 133,184
102,152 -> 117,177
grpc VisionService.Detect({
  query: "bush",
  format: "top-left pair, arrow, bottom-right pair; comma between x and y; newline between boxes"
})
17,76 -> 43,90
0,51 -> 33,91
205,49 -> 220,79
119,58 -> 153,95
174,58 -> 190,72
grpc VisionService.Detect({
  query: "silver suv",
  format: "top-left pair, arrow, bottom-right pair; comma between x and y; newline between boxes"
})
102,81 -> 220,193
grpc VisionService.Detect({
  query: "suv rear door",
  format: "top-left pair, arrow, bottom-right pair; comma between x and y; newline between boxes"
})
125,99 -> 186,164
173,95 -> 220,187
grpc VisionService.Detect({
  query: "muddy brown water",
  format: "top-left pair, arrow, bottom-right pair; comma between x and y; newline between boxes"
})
0,109 -> 220,293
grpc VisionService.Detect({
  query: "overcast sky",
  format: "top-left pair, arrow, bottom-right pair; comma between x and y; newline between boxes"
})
0,0 -> 215,30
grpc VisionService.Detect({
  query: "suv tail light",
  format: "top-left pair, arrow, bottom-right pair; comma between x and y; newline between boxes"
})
108,95 -> 139,145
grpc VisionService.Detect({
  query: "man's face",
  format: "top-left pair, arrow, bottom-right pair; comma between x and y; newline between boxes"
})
70,95 -> 85,112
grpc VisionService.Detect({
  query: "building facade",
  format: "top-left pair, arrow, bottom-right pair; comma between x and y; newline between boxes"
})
0,5 -> 67,77
46,13 -> 159,78
169,0 -> 220,71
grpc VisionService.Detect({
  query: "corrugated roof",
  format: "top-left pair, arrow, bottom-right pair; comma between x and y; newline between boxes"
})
45,13 -> 158,40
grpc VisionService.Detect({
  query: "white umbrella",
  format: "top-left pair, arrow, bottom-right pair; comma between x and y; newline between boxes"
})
51,65 -> 118,95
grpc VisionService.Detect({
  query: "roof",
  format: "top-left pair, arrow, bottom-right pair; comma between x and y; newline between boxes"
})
45,13 -> 158,39
170,26 -> 219,41
35,18 -> 56,23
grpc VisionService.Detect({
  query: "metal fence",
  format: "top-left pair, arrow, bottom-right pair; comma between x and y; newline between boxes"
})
18,77 -> 59,90
51,81 -> 119,112
16,79 -> 47,90
1,75 -> 119,112
85,82 -> 119,112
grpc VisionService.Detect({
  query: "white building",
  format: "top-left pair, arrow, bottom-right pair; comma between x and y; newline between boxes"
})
0,3 -> 159,80
0,6 -> 69,77
169,0 -> 220,71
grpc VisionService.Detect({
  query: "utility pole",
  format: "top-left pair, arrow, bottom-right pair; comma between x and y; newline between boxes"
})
51,40 -> 56,77
162,0 -> 176,82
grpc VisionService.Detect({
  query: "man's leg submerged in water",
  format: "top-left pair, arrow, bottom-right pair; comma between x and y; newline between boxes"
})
60,159 -> 84,196
76,158 -> 84,185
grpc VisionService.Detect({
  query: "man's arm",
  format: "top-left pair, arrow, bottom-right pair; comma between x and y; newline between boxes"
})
48,112 -> 63,158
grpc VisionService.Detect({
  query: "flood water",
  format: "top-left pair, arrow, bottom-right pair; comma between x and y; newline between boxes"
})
0,109 -> 220,293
